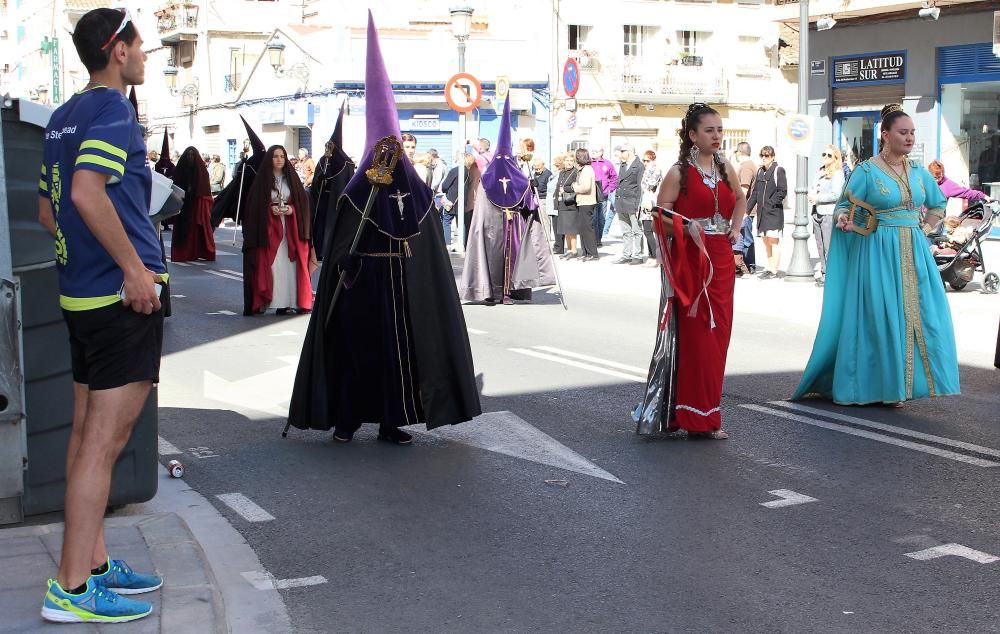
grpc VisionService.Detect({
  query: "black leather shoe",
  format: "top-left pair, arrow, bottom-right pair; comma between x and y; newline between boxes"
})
377,427 -> 413,445
333,429 -> 354,443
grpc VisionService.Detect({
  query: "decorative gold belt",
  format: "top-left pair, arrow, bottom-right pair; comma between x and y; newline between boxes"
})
845,193 -> 920,236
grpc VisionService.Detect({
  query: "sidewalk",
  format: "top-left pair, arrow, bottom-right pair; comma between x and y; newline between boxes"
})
0,467 -> 291,633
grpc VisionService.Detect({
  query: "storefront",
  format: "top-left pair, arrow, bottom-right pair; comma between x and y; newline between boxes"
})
805,8 -> 999,191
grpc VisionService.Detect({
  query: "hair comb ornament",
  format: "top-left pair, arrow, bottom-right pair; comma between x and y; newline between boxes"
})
687,102 -> 708,114
883,104 -> 904,116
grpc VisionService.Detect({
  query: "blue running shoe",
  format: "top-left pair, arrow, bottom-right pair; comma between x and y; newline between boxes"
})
41,577 -> 152,624
92,558 -> 163,595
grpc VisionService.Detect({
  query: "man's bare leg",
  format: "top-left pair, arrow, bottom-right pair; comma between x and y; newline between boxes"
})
57,381 -> 152,591
65,382 -> 112,571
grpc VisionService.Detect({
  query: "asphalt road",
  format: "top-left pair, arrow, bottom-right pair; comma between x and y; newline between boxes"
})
156,228 -> 1000,633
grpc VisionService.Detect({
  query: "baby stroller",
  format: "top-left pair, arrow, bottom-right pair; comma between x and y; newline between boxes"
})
930,200 -> 1000,293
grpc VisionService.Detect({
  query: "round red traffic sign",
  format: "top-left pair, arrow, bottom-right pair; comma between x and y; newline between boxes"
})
445,73 -> 483,113
562,58 -> 581,98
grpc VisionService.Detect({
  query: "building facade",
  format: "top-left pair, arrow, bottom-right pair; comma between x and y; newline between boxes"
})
553,0 -> 795,164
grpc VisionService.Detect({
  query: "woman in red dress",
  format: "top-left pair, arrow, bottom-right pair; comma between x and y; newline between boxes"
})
634,103 -> 746,439
170,147 -> 216,262
242,145 -> 316,316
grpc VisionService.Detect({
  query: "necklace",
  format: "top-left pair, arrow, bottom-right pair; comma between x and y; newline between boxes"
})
690,156 -> 720,190
688,157 -> 721,222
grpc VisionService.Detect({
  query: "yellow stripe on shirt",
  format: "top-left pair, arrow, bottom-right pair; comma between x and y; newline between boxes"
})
76,154 -> 125,177
59,294 -> 121,311
39,179 -> 48,191
79,139 -> 128,161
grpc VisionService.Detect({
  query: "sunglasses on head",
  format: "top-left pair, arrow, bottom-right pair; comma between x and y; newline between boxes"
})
100,8 -> 132,51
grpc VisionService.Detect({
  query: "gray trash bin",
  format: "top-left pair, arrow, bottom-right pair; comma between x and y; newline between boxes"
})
0,98 -> 158,524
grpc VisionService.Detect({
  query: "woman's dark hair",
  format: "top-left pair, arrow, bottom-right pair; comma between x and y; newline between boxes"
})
880,103 -> 909,135
72,9 -> 139,73
677,103 -> 728,191
575,148 -> 592,166
243,145 -> 311,250
760,146 -> 776,159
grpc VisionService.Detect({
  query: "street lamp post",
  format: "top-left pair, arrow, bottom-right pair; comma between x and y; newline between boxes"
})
786,0 -> 814,282
450,6 -> 473,254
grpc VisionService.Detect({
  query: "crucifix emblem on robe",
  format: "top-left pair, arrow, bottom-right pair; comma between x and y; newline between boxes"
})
389,190 -> 410,219
498,177 -> 511,194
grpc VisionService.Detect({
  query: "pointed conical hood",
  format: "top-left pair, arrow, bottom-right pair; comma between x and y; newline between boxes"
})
240,115 -> 265,155
481,97 -> 532,210
341,11 -> 432,240
154,130 -> 175,178
332,101 -> 346,148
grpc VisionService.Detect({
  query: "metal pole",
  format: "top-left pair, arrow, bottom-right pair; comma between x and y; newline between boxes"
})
456,38 -> 467,254
786,0 -> 814,282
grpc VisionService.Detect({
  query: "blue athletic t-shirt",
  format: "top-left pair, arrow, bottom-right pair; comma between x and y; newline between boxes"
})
39,86 -> 164,311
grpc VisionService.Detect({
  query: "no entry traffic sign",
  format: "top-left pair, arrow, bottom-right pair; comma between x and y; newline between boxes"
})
446,73 -> 482,113
562,58 -> 580,98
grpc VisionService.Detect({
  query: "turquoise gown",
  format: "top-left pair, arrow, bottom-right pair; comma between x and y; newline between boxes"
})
793,157 -> 960,404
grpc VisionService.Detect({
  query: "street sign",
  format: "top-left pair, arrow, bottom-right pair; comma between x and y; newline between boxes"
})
562,58 -> 580,98
810,60 -> 826,77
445,73 -> 482,113
784,114 -> 815,156
495,75 -> 510,101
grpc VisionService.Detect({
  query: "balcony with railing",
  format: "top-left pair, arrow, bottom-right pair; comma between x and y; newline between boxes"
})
156,2 -> 199,45
568,49 -> 602,73
608,56 -> 728,103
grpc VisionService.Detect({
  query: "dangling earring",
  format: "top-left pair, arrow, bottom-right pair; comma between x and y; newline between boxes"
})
689,145 -> 701,164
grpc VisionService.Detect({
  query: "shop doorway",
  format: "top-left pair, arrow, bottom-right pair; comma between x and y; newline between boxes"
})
834,112 -> 879,167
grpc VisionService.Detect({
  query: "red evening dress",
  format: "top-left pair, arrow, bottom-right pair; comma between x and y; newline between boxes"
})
668,165 -> 737,432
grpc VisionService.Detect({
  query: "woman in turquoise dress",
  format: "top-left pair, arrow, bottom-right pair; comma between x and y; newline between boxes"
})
794,104 -> 960,405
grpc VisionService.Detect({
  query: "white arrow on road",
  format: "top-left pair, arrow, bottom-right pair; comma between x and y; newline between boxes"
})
759,489 -> 818,509
203,356 -> 298,413
414,410 -> 623,484
905,544 -> 999,564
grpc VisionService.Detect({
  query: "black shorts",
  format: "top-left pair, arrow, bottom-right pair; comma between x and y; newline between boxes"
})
63,303 -> 164,390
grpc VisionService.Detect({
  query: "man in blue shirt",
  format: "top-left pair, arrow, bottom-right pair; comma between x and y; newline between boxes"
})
37,8 -> 165,624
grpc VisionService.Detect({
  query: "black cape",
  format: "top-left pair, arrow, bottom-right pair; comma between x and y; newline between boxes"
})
308,152 -> 355,258
287,195 -> 481,432
211,157 -> 261,228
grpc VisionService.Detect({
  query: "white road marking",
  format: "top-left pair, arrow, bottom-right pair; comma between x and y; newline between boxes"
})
188,446 -> 220,459
205,270 -> 243,282
466,328 -> 488,335
769,401 -> 1000,458
170,294 -> 186,298
172,261 -> 192,267
215,251 -> 239,256
268,330 -> 299,337
533,346 -> 648,374
742,404 -> 1000,468
222,269 -> 244,277
241,571 -> 328,591
203,356 -> 298,413
216,493 -> 276,522
190,261 -> 206,266
760,489 -> 818,509
904,544 -> 999,564
157,436 -> 183,456
509,348 -> 645,383
414,410 -> 624,484
206,310 -> 237,316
